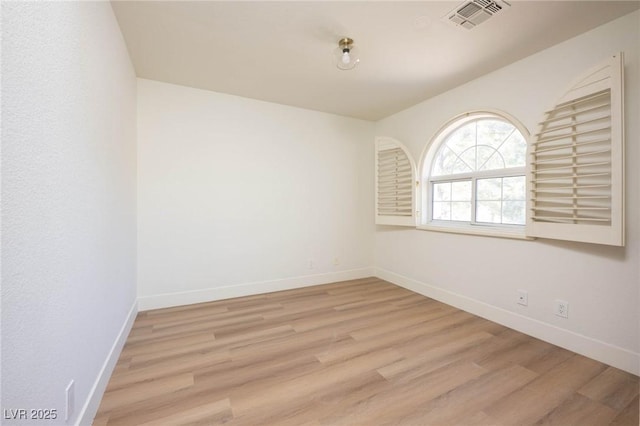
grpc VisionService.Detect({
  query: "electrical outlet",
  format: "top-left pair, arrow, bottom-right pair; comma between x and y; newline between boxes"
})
555,300 -> 569,318
308,259 -> 314,270
65,380 -> 74,421
333,257 -> 340,266
517,290 -> 528,306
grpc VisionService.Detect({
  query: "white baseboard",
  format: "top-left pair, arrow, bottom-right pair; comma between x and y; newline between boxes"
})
375,268 -> 639,376
137,268 -> 375,311
77,300 -> 138,426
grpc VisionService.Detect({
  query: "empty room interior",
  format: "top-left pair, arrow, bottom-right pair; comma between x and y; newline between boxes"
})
2,1 -> 640,425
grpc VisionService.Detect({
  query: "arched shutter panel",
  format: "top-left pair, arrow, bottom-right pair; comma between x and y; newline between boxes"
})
375,137 -> 417,226
527,53 -> 624,246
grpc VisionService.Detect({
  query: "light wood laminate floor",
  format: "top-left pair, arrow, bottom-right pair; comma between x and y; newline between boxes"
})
94,278 -> 639,425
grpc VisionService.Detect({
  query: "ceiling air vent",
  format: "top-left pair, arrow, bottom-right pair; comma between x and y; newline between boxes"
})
445,0 -> 511,30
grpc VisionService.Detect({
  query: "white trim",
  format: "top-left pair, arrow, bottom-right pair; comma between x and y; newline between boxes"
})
77,300 -> 138,426
375,267 -> 639,375
138,268 -> 375,311
429,167 -> 525,183
417,223 -> 533,240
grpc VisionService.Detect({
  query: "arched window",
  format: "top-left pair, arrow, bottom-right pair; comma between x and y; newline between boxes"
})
422,111 -> 528,230
375,55 -> 623,244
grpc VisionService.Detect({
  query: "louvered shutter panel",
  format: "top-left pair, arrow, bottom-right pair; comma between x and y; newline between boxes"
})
527,53 -> 624,246
375,137 -> 416,226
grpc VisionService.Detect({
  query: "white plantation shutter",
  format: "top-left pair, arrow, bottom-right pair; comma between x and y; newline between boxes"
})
527,53 -> 625,246
375,137 -> 417,226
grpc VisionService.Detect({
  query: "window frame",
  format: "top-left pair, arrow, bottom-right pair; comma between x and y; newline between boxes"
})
418,110 -> 531,239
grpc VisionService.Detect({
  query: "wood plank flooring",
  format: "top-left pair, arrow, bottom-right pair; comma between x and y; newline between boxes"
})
94,277 -> 639,425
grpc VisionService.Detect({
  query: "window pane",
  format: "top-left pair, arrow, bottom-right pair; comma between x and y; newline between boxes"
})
451,201 -> 471,221
477,119 -> 516,149
450,158 -> 474,174
477,146 -> 505,171
432,147 -> 458,176
451,180 -> 472,201
433,182 -> 451,201
456,148 -> 476,173
433,201 -> 450,220
477,178 -> 502,200
503,201 -> 526,225
499,132 -> 527,168
476,176 -> 526,224
430,118 -> 525,177
446,122 -> 476,154
503,176 -> 525,200
477,201 -> 502,223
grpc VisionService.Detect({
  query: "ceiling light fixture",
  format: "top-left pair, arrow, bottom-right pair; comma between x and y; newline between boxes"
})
335,37 -> 359,71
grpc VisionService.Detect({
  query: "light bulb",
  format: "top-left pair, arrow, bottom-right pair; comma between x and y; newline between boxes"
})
341,50 -> 350,64
335,38 -> 359,70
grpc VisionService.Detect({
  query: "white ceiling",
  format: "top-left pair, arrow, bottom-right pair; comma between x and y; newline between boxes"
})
111,1 -> 639,121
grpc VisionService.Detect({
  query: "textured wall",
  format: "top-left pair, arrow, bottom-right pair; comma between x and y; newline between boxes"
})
137,79 -> 374,308
1,2 -> 137,424
374,11 -> 639,373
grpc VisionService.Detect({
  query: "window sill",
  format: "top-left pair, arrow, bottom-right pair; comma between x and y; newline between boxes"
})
417,223 -> 534,241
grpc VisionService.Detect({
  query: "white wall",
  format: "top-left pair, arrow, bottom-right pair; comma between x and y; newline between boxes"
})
374,11 -> 639,374
1,2 -> 137,425
137,79 -> 374,309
